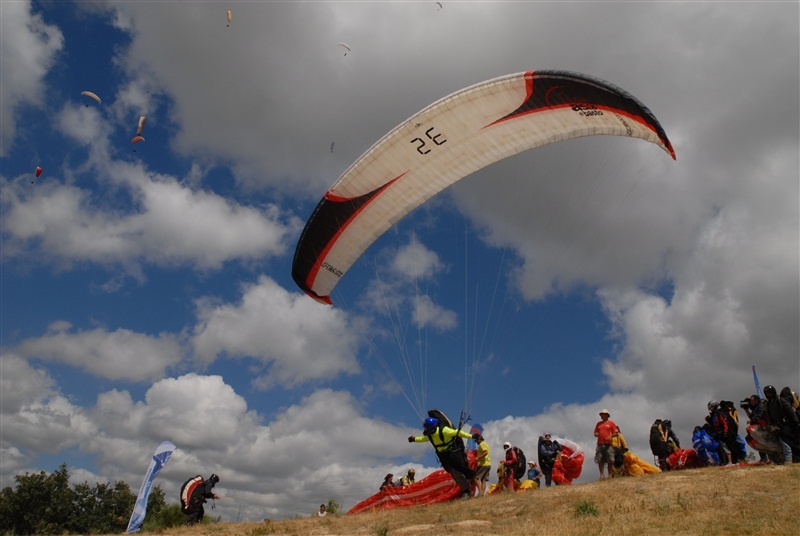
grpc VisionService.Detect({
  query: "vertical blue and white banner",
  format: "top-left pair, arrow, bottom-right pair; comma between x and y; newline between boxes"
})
126,441 -> 177,533
752,365 -> 763,399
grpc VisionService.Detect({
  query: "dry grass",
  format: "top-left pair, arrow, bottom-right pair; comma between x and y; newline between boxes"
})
145,464 -> 798,536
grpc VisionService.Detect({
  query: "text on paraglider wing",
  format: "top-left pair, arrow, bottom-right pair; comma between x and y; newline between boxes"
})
614,113 -> 634,136
571,103 -> 604,117
321,263 -> 343,278
411,126 -> 447,155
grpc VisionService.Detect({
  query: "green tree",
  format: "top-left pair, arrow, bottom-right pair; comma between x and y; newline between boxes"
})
0,463 -> 146,534
0,463 -> 75,534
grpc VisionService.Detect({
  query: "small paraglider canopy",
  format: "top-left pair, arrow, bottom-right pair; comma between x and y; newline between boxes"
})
136,115 -> 146,136
131,135 -> 145,145
338,42 -> 351,56
330,141 -> 335,153
31,166 -> 43,183
81,91 -> 101,106
226,10 -> 231,26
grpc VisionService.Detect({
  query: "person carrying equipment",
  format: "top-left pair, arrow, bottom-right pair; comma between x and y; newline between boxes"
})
409,415 -> 478,499
181,474 -> 219,525
501,442 -> 518,492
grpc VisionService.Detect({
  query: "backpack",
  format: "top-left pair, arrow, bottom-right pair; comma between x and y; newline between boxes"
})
512,446 -> 526,480
180,475 -> 204,514
720,401 -> 739,433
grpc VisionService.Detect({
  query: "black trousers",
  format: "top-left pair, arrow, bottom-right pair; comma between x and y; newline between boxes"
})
437,449 -> 476,493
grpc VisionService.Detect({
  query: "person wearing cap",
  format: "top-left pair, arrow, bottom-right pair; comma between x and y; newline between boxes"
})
473,434 -> 491,497
537,433 -> 561,487
593,409 -> 620,479
409,416 -> 479,499
501,442 -> 518,492
527,461 -> 542,488
399,468 -> 416,486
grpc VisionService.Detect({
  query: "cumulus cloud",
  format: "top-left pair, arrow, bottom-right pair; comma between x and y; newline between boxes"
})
0,354 -> 97,455
0,0 -> 63,156
11,322 -> 183,381
191,276 -> 362,387
0,370 -> 432,518
0,148 -> 292,272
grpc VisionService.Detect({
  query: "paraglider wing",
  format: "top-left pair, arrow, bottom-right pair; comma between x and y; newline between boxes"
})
81,91 -> 102,105
347,469 -> 461,514
35,166 -> 43,178
227,10 -> 232,25
131,135 -> 145,144
467,423 -> 483,451
552,437 -> 584,481
292,70 -> 675,304
136,115 -> 146,136
126,441 -> 176,533
338,42 -> 351,55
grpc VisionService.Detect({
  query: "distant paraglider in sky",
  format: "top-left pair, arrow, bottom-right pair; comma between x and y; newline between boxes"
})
81,91 -> 101,106
136,115 -> 146,136
31,166 -> 43,183
131,115 -> 146,148
330,142 -> 335,153
338,42 -> 351,56
436,1 -> 443,10
226,10 -> 231,27
292,69 -> 676,304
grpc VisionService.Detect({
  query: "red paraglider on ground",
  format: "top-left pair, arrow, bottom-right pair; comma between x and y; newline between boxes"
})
347,470 -> 462,515
550,437 -> 585,485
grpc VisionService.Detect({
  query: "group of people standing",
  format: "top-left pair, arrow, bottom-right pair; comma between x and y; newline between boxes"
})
400,388 -> 799,503
740,385 -> 800,463
407,414 -> 575,497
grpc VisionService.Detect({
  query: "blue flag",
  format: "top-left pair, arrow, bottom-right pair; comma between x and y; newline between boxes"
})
752,365 -> 763,399
126,441 -> 176,533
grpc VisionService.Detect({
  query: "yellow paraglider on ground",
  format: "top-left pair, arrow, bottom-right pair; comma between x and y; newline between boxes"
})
622,451 -> 662,476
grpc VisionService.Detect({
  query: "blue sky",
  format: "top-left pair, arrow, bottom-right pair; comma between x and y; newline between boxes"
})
1,0 -> 798,520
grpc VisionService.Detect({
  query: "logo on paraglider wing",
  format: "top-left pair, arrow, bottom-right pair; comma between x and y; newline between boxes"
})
544,85 -> 567,107
321,262 -> 343,278
614,113 -> 633,136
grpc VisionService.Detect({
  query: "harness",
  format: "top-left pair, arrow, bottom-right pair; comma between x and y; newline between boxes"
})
425,426 -> 459,452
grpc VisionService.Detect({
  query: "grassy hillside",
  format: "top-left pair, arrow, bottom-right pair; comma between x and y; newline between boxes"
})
147,463 -> 798,536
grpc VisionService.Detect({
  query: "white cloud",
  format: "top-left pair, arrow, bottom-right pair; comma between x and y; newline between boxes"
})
0,145 -> 292,272
0,354 -> 97,455
412,294 -> 457,331
0,0 -> 63,156
11,323 -> 183,381
192,276 -> 362,387
389,239 -> 447,282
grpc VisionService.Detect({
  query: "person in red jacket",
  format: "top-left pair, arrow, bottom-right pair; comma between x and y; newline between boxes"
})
502,442 -> 518,492
593,409 -> 620,479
